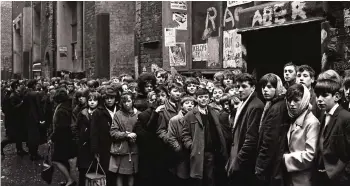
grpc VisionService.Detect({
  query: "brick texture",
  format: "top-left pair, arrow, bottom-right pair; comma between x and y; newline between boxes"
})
138,1 -> 162,72
1,1 -> 13,80
84,1 -> 96,78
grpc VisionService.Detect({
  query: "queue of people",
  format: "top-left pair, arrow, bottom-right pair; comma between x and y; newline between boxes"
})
1,63 -> 350,186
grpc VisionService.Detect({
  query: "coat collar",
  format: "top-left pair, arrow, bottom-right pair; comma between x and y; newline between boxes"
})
323,105 -> 342,141
165,99 -> 178,113
294,109 -> 310,128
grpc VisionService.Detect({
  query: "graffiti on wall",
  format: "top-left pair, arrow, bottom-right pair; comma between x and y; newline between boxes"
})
202,7 -> 218,40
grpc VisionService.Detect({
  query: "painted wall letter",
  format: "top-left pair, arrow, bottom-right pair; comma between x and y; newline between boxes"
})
262,6 -> 273,26
224,7 -> 234,28
274,3 -> 287,24
252,10 -> 263,27
206,7 -> 217,31
291,1 -> 307,20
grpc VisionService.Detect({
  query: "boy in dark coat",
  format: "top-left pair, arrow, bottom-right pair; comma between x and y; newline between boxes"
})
90,86 -> 119,186
225,73 -> 264,186
182,88 -> 229,186
314,79 -> 350,186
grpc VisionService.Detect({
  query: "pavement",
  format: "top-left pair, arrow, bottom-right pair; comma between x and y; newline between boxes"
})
1,116 -> 79,186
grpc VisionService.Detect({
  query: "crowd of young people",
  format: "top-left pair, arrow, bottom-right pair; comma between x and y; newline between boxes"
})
1,63 -> 350,186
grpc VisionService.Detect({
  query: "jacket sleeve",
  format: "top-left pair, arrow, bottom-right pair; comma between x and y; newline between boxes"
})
167,117 -> 181,151
284,120 -> 320,172
237,106 -> 263,166
181,114 -> 193,150
90,110 -> 100,154
110,116 -> 128,141
156,112 -> 169,144
255,109 -> 283,176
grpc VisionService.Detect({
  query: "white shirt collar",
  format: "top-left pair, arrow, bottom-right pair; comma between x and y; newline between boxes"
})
198,106 -> 208,115
327,103 -> 339,116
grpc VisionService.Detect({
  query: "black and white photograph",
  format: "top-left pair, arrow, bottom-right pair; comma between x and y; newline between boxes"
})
1,1 -> 350,186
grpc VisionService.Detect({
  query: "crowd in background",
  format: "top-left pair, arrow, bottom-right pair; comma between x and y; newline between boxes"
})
1,63 -> 350,186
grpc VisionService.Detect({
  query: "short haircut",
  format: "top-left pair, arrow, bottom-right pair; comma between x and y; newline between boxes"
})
155,85 -> 169,97
88,91 -> 101,101
284,62 -> 297,70
236,73 -> 256,87
213,85 -> 224,92
222,70 -> 234,80
185,77 -> 200,86
196,88 -> 210,96
286,83 -> 304,102
120,92 -> 134,103
168,82 -> 184,93
180,96 -> 197,106
315,79 -> 341,96
219,93 -> 232,106
297,65 -> 315,78
259,73 -> 278,88
155,70 -> 168,79
224,84 -> 235,93
213,71 -> 224,82
317,69 -> 341,83
343,76 -> 350,89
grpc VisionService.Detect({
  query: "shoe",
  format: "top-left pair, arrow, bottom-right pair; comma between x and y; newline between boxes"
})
17,150 -> 29,156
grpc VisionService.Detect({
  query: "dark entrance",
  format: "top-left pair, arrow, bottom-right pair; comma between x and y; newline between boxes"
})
242,21 -> 322,81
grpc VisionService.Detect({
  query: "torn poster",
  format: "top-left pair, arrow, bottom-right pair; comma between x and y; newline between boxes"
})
170,1 -> 187,10
223,29 -> 243,68
169,42 -> 186,67
173,12 -> 187,30
164,28 -> 176,47
192,44 -> 208,61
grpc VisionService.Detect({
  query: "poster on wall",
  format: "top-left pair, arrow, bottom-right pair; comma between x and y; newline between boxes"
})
169,42 -> 186,67
344,8 -> 350,27
192,44 -> 208,61
170,1 -> 187,10
223,29 -> 243,68
227,1 -> 251,7
59,46 -> 68,58
164,28 -> 176,46
173,12 -> 187,30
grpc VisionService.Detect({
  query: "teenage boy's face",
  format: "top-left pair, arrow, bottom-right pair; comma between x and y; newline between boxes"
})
170,88 -> 182,102
316,92 -> 340,112
183,100 -> 195,113
157,91 -> 168,105
344,87 -> 350,102
296,70 -> 314,89
237,81 -> 255,101
156,73 -> 166,85
212,88 -> 224,103
284,65 -> 296,82
197,94 -> 210,107
105,96 -> 116,107
187,83 -> 197,94
223,78 -> 233,87
88,98 -> 98,109
262,82 -> 276,101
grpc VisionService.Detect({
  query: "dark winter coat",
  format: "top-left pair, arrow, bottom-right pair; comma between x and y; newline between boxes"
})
181,106 -> 229,179
134,107 -> 163,180
22,89 -> 45,147
157,100 -> 179,144
50,100 -> 76,162
5,91 -> 26,141
226,92 -> 264,179
90,105 -> 115,172
77,108 -> 95,169
255,97 -> 291,186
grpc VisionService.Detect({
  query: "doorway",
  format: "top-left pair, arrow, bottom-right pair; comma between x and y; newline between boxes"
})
242,21 -> 321,81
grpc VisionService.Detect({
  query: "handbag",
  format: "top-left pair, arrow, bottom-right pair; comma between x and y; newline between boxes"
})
110,140 -> 129,155
41,143 -> 55,184
85,159 -> 106,186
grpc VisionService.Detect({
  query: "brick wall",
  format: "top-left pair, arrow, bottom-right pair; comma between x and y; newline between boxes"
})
1,1 -> 13,80
138,1 -> 162,72
84,1 -> 96,78
107,1 -> 135,77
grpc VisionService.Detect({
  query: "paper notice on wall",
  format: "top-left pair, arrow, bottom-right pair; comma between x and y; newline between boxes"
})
164,28 -> 176,47
173,12 -> 187,30
169,42 -> 186,67
344,8 -> 350,27
223,29 -> 243,68
59,46 -> 68,58
227,1 -> 251,7
192,44 -> 208,61
170,1 -> 187,10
